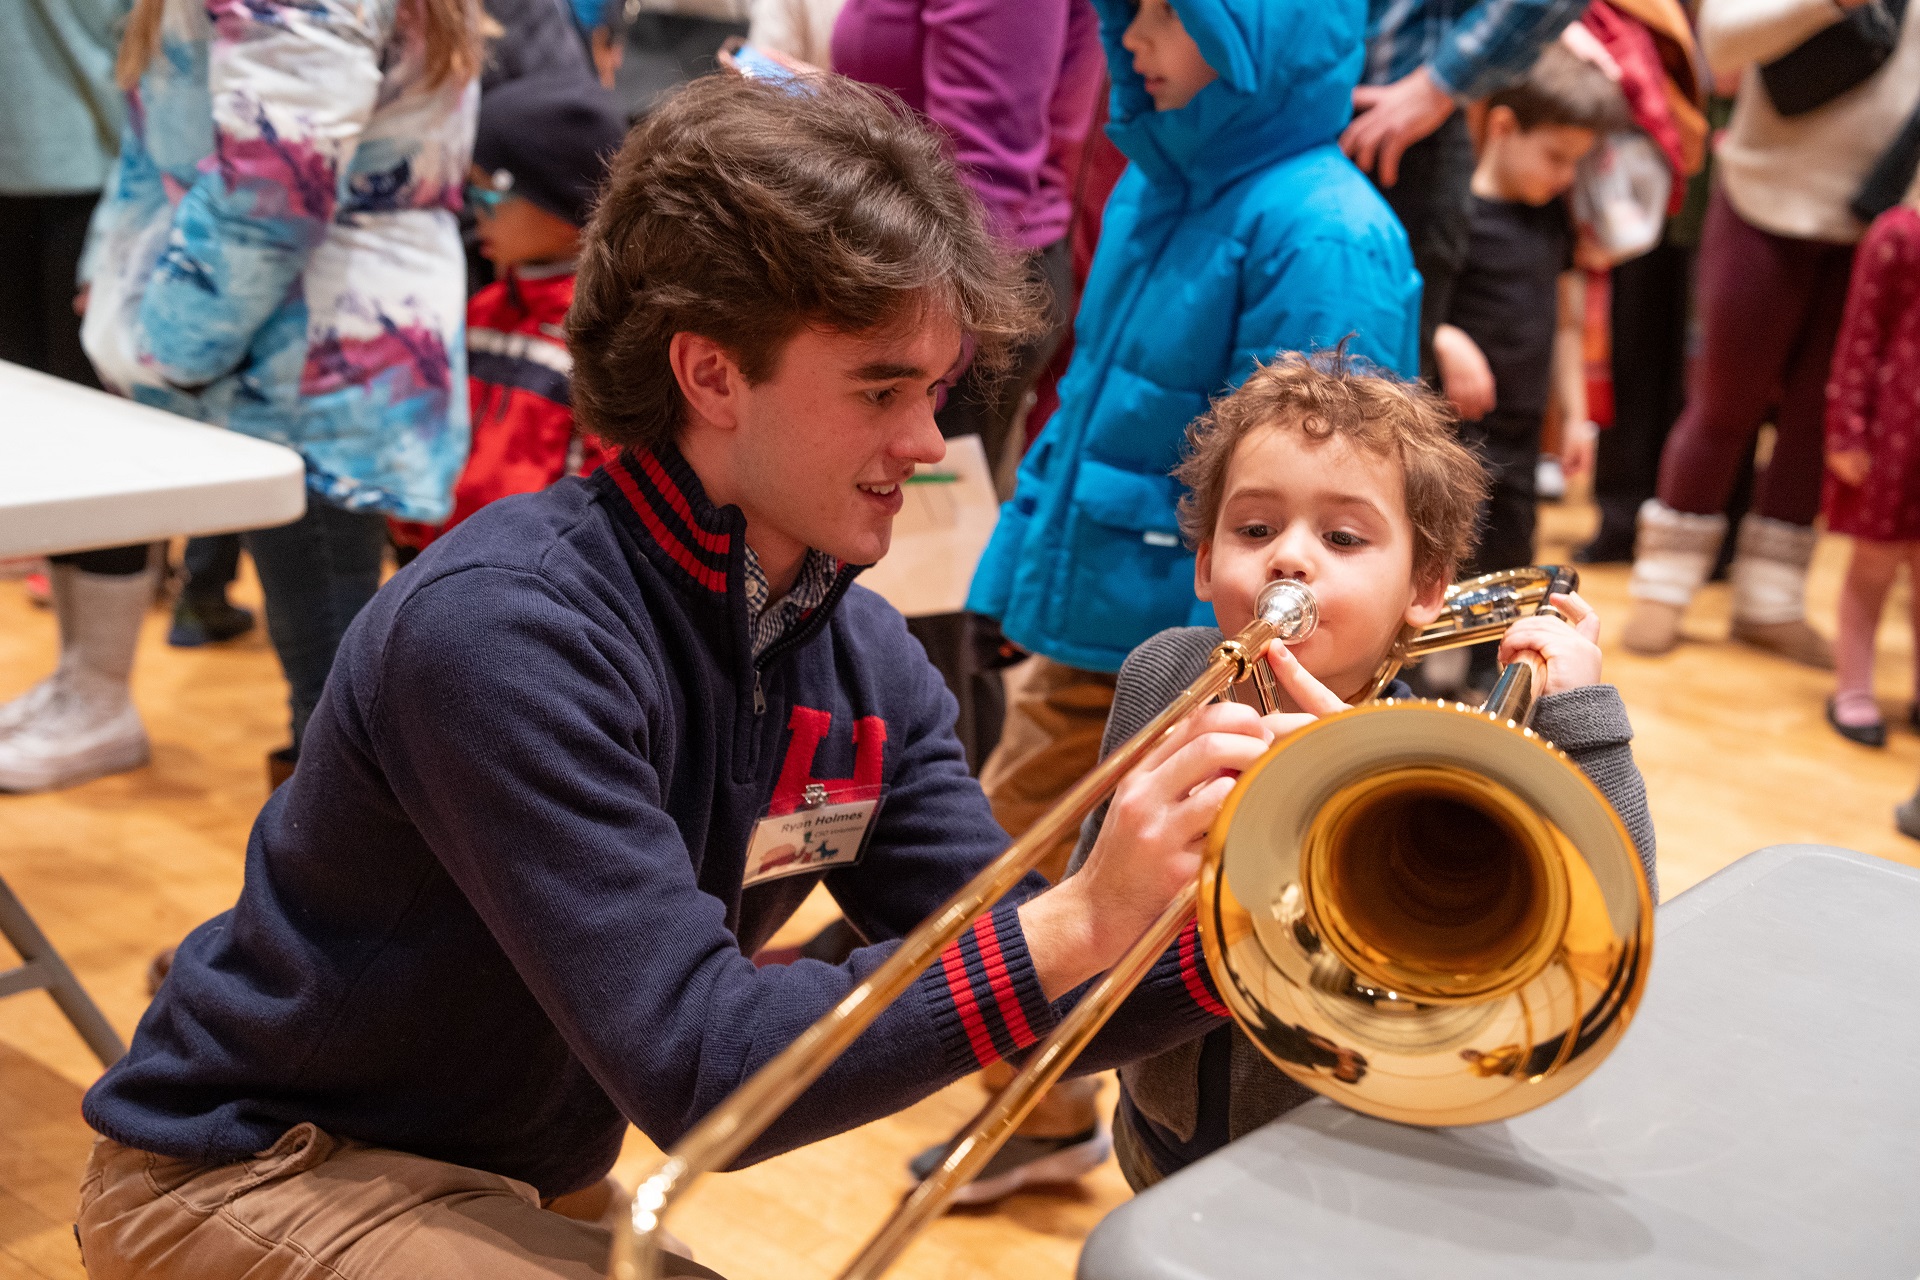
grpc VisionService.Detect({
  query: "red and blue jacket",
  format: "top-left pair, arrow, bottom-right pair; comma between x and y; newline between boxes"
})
84,445 -> 1227,1197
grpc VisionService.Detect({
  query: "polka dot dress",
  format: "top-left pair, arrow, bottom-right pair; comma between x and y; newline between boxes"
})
1824,206 -> 1920,543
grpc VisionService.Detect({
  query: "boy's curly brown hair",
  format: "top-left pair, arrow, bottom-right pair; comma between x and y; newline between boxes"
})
569,73 -> 1045,451
1174,350 -> 1488,589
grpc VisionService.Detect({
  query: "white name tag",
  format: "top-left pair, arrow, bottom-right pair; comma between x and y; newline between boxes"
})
741,785 -> 883,888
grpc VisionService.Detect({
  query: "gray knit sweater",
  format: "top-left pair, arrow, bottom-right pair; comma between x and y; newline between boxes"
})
1067,626 -> 1659,1187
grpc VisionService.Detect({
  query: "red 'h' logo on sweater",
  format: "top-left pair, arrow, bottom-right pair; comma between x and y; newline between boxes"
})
769,706 -> 886,814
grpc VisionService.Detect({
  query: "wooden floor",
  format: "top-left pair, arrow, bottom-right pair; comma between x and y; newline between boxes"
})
2,496 -> 1917,1280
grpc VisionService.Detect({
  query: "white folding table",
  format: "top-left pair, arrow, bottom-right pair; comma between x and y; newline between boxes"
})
858,434 -> 1005,770
0,360 -> 306,1064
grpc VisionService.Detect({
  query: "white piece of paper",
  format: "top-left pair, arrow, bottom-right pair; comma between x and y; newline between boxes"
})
857,433 -> 1001,619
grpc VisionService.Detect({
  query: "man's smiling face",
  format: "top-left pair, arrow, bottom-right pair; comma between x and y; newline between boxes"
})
679,308 -> 963,585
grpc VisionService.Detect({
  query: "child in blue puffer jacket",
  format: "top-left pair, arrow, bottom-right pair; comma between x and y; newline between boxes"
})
968,0 -> 1419,877
931,0 -> 1421,1201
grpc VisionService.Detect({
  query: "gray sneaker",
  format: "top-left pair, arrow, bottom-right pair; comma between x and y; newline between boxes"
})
0,669 -> 149,792
906,1124 -> 1111,1205
0,675 -> 61,738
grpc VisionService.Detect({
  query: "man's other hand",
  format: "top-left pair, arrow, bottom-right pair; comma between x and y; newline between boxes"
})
1020,700 -> 1279,998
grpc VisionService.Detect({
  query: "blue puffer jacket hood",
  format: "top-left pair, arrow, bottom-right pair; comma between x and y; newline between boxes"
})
966,0 -> 1420,673
1100,0 -> 1361,194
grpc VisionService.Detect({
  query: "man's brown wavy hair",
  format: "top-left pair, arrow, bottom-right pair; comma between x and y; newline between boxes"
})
569,73 -> 1043,451
1174,350 -> 1488,590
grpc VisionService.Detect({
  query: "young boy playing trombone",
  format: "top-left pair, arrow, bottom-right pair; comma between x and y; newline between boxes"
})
1067,351 -> 1661,1189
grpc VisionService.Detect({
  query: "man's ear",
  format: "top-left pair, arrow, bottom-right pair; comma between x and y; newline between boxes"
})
1404,567 -> 1449,629
1193,539 -> 1216,603
669,331 -> 744,432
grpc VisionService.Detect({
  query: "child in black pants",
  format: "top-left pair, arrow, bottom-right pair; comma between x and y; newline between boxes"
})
1430,44 -> 1628,692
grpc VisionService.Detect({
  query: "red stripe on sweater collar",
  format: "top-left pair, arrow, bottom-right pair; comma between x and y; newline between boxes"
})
604,449 -> 732,594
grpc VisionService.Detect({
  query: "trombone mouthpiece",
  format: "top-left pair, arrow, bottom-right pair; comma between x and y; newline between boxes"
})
1255,580 -> 1317,644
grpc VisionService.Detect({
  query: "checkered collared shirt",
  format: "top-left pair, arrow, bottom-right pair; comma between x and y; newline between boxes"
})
1363,0 -> 1587,100
743,546 -> 841,659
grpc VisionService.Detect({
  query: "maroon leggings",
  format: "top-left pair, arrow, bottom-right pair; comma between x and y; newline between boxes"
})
1655,185 -> 1856,525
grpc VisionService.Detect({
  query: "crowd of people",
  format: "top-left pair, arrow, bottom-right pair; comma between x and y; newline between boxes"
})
2,0 -> 1917,1273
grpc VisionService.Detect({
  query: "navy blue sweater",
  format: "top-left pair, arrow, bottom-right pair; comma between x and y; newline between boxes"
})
83,448 -> 1226,1197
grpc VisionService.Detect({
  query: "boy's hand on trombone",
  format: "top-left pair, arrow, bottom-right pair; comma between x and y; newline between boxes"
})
1498,591 -> 1602,697
1024,701 -> 1279,997
1259,640 -> 1351,734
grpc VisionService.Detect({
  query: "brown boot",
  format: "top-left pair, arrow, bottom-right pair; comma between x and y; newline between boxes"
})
1730,618 -> 1835,668
1622,600 -> 1688,656
1729,516 -> 1833,670
145,946 -> 175,996
1624,500 -> 1727,656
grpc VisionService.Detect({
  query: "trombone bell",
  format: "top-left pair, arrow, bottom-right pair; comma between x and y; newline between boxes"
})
1200,697 -> 1652,1126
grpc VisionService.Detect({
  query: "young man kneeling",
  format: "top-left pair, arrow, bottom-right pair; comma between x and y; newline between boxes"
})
1064,352 -> 1659,1188
73,75 -> 1274,1280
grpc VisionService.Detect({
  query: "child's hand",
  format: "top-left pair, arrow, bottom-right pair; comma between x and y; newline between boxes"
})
1497,591 -> 1602,696
1827,448 -> 1870,487
1258,640 -> 1352,738
1433,324 -> 1496,421
1560,418 -> 1598,479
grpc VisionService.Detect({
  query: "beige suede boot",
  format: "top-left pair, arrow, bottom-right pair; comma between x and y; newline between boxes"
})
1623,500 -> 1726,655
1728,515 -> 1833,668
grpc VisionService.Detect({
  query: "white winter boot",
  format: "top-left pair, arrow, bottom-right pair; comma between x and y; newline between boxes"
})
0,571 -> 75,736
1728,514 -> 1833,669
1623,499 -> 1727,656
0,562 -> 155,791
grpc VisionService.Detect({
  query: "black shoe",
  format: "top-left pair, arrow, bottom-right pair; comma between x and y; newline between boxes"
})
1573,529 -> 1635,565
1826,698 -> 1886,747
1897,792 -> 1920,842
145,946 -> 175,997
169,595 -> 255,647
906,1125 -> 1111,1205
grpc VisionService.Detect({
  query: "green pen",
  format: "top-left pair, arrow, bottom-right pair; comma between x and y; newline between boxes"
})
905,471 -> 961,484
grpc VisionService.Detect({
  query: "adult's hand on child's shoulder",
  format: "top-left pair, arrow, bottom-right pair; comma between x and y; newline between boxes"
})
1341,67 -> 1456,188
1498,591 -> 1603,697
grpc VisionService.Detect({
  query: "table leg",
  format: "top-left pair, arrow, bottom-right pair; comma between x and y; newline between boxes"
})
0,874 -> 126,1067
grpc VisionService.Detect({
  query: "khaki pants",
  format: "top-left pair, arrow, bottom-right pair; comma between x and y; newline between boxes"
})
976,655 -> 1117,1135
978,655 -> 1117,883
75,1125 -> 723,1279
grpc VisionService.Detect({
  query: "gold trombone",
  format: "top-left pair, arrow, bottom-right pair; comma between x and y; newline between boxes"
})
611,566 -> 1654,1280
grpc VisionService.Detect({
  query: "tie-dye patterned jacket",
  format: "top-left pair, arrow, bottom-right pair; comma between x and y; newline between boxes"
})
80,0 -> 479,522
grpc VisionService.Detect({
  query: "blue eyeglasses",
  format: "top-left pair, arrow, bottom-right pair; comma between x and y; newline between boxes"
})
466,169 -> 515,214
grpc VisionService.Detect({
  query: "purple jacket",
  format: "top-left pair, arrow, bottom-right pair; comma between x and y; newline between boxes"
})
832,0 -> 1105,250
